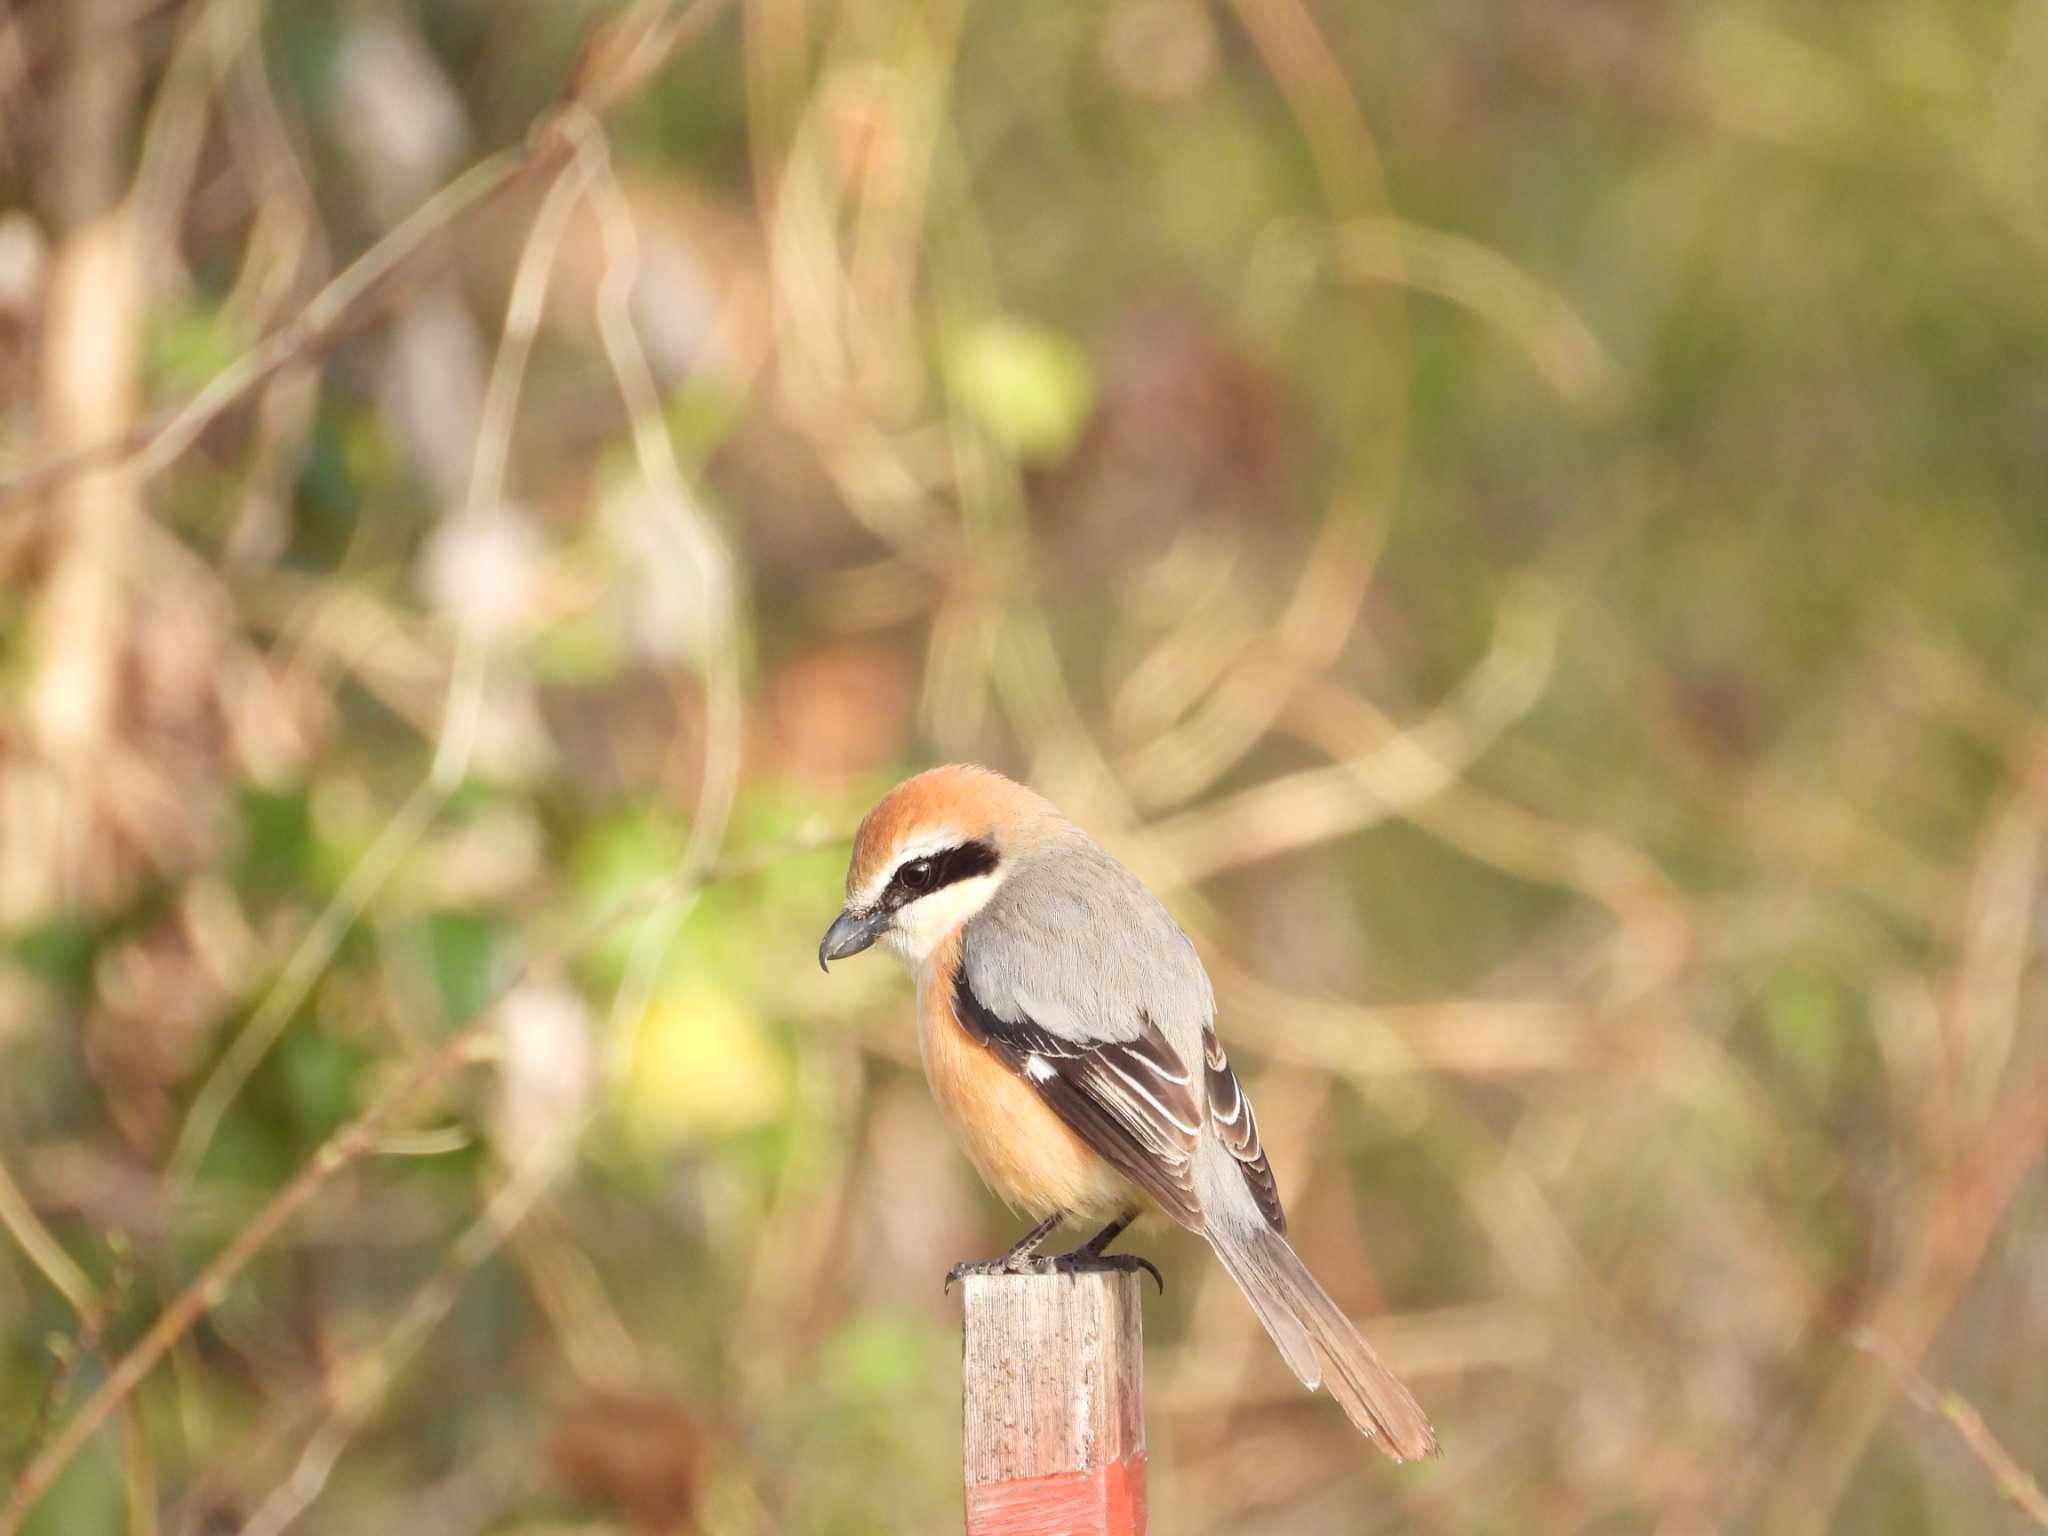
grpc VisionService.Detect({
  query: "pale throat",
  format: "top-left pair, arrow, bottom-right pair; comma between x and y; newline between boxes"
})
882,870 -> 1005,966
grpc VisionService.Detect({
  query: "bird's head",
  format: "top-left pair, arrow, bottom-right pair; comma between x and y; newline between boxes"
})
818,764 -> 1051,970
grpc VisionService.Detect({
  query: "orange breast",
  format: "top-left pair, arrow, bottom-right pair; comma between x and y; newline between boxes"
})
917,943 -> 1133,1222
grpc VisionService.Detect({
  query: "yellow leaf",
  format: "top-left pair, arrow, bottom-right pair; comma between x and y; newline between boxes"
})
613,984 -> 790,1151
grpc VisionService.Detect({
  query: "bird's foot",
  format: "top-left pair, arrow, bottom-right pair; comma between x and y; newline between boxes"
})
944,1253 -> 1058,1292
1049,1247 -> 1164,1295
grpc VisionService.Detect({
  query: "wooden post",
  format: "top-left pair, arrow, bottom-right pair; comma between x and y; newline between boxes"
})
959,1270 -> 1147,1536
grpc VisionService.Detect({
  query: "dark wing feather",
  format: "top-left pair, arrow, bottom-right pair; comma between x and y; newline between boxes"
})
1203,1023 -> 1285,1232
953,968 -> 1205,1231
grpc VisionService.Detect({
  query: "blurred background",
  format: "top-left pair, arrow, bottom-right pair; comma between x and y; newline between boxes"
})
1,0 -> 2045,1531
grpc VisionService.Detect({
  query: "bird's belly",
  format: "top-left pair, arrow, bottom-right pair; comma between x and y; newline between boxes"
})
919,998 -> 1133,1220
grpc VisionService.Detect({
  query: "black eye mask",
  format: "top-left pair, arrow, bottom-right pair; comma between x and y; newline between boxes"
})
882,839 -> 999,911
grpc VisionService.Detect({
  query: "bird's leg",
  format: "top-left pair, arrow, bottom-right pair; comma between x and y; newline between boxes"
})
1051,1210 -> 1163,1294
1076,1212 -> 1136,1255
944,1211 -> 1064,1291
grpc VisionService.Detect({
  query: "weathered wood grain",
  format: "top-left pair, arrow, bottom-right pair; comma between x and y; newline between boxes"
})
961,1270 -> 1147,1535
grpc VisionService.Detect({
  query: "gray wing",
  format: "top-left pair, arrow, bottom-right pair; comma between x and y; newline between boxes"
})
958,840 -> 1213,1230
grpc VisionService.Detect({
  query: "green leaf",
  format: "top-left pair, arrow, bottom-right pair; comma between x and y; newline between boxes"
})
1761,965 -> 1845,1102
277,1026 -> 366,1140
531,610 -> 628,685
21,1433 -> 123,1536
944,315 -> 1097,464
423,911 -> 506,1023
236,786 -> 315,898
145,296 -> 246,401
570,804 -> 691,982
818,1310 -> 947,1402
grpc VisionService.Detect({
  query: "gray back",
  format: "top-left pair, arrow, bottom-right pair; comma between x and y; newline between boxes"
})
960,827 -> 1214,1063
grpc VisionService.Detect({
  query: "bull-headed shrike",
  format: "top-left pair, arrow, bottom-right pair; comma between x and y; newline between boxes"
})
819,764 -> 1438,1461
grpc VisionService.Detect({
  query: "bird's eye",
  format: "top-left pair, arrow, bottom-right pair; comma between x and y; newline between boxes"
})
897,857 -> 937,893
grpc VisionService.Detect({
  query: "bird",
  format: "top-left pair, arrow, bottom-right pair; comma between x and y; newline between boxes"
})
818,764 -> 1439,1461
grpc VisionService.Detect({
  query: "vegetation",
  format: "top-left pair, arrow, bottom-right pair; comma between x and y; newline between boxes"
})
1,1 -> 2044,1531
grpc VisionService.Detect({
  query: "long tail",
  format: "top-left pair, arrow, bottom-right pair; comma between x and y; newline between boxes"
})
1208,1221 -> 1440,1462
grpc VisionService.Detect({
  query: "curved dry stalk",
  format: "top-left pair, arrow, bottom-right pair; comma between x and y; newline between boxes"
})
170,145 -> 606,1197
431,146 -> 608,791
759,2 -> 973,574
0,1150 -> 97,1319
1114,503 -> 1392,810
1756,1065 -> 2048,1536
1109,0 -> 1408,813
0,148 -> 518,509
1,1028 -> 488,1536
129,0 -> 262,245
14,0 -> 146,922
0,0 -> 735,513
188,124 -> 759,1533
0,828 -> 830,1536
1225,0 -> 1389,223
1336,218 -> 1623,412
569,105 -> 749,1059
1139,577 -> 1564,884
1852,1329 -> 2048,1529
228,1157 -> 564,1536
1106,535 -> 1260,745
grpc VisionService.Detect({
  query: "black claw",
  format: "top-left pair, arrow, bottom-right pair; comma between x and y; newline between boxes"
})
1048,1249 -> 1165,1294
944,1259 -> 981,1293
945,1254 -> 1059,1292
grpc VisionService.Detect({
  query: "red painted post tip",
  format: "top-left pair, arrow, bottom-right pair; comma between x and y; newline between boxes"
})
965,1451 -> 1148,1536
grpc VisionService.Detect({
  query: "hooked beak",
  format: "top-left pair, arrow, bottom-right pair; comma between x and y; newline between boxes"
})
818,907 -> 885,971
